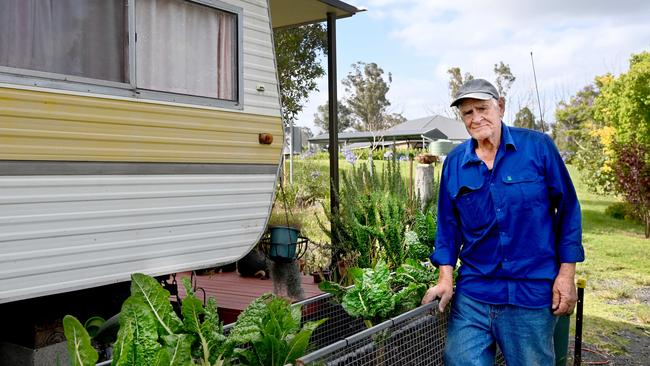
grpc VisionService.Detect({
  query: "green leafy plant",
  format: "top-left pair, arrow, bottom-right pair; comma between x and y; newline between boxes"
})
320,158 -> 436,271
63,315 -> 99,366
231,294 -> 326,366
318,260 -> 437,328
64,275 -> 325,366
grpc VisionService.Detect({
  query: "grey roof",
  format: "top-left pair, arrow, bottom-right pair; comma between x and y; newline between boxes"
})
387,115 -> 469,140
309,115 -> 469,144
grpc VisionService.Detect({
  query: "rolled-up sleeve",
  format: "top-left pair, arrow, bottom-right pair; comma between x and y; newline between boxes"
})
542,134 -> 584,263
430,161 -> 462,267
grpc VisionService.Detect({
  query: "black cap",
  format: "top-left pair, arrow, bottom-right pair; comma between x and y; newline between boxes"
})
450,78 -> 499,107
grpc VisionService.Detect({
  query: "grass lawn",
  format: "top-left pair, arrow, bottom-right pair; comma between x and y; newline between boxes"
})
570,166 -> 650,355
287,159 -> 649,355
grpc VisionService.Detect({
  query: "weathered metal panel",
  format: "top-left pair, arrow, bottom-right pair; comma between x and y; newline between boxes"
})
0,174 -> 276,303
0,86 -> 282,164
239,0 -> 281,117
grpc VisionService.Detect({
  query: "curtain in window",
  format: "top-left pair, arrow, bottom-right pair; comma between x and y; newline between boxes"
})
136,0 -> 237,101
0,0 -> 127,83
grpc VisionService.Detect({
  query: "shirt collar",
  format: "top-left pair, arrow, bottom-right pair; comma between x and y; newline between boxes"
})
461,122 -> 517,167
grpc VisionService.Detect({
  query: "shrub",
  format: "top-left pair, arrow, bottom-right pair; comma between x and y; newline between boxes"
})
605,202 -> 640,222
321,157 -> 438,271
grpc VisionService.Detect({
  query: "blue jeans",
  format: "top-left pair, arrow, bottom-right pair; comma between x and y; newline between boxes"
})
444,293 -> 557,366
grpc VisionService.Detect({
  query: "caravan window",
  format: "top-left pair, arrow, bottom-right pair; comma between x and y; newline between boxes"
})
0,0 -> 128,83
136,0 -> 238,101
0,0 -> 241,107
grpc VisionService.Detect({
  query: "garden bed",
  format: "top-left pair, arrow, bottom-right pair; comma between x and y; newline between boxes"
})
293,296 -> 506,366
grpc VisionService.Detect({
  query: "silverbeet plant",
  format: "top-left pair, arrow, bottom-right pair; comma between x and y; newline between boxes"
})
64,273 -> 326,366
319,259 -> 438,328
230,294 -> 327,366
63,315 -> 99,366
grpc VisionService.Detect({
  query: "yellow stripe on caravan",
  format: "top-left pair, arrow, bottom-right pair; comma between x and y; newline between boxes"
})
0,86 -> 283,164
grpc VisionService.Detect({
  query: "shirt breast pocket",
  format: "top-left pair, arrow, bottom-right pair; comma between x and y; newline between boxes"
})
454,184 -> 492,231
502,173 -> 547,209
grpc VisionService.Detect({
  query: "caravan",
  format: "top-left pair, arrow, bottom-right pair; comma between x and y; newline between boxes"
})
0,0 -> 360,360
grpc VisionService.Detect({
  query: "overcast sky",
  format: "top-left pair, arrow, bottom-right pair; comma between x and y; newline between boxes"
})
295,0 -> 650,134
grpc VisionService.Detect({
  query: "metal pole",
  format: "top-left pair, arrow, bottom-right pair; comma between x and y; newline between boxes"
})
530,51 -> 545,133
289,121 -> 294,184
574,278 -> 586,366
327,12 -> 340,248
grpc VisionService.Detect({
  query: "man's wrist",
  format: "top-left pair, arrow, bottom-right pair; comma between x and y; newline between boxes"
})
438,265 -> 454,285
558,263 -> 576,278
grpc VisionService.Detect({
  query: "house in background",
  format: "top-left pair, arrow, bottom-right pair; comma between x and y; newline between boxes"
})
309,114 -> 469,152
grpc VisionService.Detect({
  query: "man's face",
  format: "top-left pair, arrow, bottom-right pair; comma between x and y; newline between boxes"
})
458,98 -> 505,142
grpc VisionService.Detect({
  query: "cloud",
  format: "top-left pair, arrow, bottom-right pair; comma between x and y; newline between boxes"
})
378,0 -> 650,120
298,0 -> 650,129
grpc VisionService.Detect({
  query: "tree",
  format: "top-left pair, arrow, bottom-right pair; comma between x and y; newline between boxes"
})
493,61 -> 516,100
572,123 -> 617,194
447,67 -> 474,100
594,51 -> 650,148
274,24 -> 327,126
447,67 -> 474,119
553,84 -> 599,162
313,100 -> 355,133
612,142 -> 650,238
513,106 -> 535,129
593,52 -> 650,234
342,62 -> 405,132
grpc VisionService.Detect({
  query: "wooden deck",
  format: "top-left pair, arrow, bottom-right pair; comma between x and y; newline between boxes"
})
174,270 -> 323,324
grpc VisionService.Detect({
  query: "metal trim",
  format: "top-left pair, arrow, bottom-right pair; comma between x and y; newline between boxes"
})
0,161 -> 278,176
318,0 -> 362,14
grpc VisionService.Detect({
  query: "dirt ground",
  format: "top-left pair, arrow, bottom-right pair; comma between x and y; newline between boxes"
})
566,330 -> 650,365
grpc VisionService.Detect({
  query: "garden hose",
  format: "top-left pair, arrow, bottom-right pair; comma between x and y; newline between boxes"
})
574,278 -> 587,366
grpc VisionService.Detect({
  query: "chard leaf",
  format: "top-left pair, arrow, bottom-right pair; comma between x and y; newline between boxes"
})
283,319 -> 327,364
160,334 -> 194,366
341,261 -> 395,323
181,281 -> 226,365
112,297 -> 161,366
317,280 -> 347,302
232,294 -> 326,366
226,294 -> 272,346
347,267 -> 364,283
130,273 -> 183,336
393,282 -> 427,314
202,297 -> 227,364
152,348 -> 170,366
393,260 -> 437,288
63,315 -> 98,366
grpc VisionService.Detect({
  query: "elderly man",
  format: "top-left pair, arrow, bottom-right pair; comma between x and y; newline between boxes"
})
422,79 -> 584,365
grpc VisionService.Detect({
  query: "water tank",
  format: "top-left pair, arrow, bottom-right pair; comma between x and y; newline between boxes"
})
429,139 -> 455,156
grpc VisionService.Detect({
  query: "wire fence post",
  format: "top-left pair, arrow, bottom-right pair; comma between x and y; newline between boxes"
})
574,278 -> 587,366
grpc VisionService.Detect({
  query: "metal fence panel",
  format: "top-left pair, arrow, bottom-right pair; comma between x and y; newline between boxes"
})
296,299 -> 506,366
225,293 -> 506,366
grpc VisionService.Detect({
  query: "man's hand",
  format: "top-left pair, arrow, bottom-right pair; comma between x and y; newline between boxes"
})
552,263 -> 578,315
422,265 -> 454,312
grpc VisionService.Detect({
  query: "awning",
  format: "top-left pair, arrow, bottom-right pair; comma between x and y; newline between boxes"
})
270,0 -> 364,29
309,129 -> 449,144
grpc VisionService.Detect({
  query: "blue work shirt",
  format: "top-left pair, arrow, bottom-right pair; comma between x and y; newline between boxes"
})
430,124 -> 584,308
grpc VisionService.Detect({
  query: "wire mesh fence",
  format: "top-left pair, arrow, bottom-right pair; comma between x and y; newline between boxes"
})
295,297 -> 507,366
225,292 -> 506,366
298,293 -> 368,353
295,301 -> 446,366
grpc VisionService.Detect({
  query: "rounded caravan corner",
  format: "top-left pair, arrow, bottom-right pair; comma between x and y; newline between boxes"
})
0,0 -> 283,305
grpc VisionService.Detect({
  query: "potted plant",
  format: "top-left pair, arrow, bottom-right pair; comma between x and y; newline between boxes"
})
304,244 -> 332,284
264,210 -> 306,263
